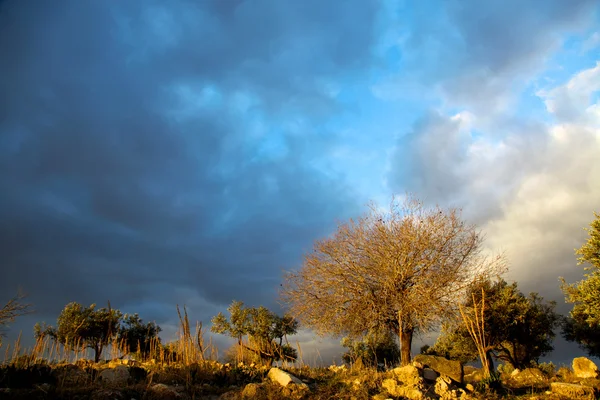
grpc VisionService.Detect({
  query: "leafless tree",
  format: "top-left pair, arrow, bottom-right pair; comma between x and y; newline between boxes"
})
0,290 -> 33,339
281,196 -> 505,365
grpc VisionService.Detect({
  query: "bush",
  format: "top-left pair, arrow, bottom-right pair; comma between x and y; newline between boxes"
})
536,361 -> 556,377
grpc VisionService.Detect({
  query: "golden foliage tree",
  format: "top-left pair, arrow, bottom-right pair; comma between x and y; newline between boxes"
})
281,196 -> 504,365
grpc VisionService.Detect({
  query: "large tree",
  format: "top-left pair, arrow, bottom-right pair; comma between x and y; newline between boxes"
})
281,197 -> 504,365
36,302 -> 122,362
211,301 -> 298,366
561,212 -> 600,356
429,279 -> 559,374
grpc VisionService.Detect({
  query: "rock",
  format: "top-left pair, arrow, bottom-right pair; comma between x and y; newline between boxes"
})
90,388 -> 125,400
551,382 -> 596,399
511,368 -> 546,385
463,366 -> 478,375
98,365 -> 130,386
557,366 -> 574,379
391,364 -> 423,386
414,354 -> 463,384
148,383 -> 190,400
51,364 -> 89,386
435,376 -> 472,400
267,367 -> 307,388
218,392 -> 238,400
423,367 -> 438,381
241,383 -> 264,398
435,375 -> 452,397
573,357 -> 599,379
463,368 -> 483,384
382,378 -> 424,400
371,394 -> 394,400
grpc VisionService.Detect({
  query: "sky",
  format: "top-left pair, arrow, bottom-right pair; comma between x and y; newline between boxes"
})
1,0 -> 599,366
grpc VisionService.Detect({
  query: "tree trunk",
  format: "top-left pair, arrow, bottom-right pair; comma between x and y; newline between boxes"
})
94,344 -> 102,363
484,349 -> 495,378
399,327 -> 414,366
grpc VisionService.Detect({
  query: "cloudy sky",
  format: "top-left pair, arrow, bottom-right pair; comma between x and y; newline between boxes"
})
1,0 -> 599,365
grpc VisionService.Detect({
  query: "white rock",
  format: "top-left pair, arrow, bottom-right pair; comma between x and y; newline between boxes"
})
573,357 -> 599,379
267,367 -> 307,388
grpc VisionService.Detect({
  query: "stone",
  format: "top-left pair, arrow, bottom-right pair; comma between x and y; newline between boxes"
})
511,368 -> 546,385
218,391 -> 238,400
573,357 -> 599,378
391,364 -> 423,386
423,367 -> 438,381
267,367 -> 307,388
550,382 -> 596,399
463,368 -> 483,384
90,388 -> 125,400
98,365 -> 130,386
51,364 -> 89,386
148,383 -> 190,400
435,375 -> 472,400
413,354 -> 463,384
241,383 -> 264,398
382,378 -> 424,400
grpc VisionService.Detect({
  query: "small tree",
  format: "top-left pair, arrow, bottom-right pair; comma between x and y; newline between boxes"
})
37,302 -> 122,362
282,196 -> 505,365
561,212 -> 600,356
211,301 -> 298,366
342,327 -> 400,367
1,291 -> 33,342
431,279 -> 559,376
118,314 -> 161,360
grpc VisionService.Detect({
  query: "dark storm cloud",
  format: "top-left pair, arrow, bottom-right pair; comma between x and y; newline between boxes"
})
0,0 -> 379,341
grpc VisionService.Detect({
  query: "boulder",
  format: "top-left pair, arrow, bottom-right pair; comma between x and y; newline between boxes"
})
510,368 -> 546,385
90,389 -> 125,400
241,383 -> 264,398
51,364 -> 89,386
391,364 -> 423,386
413,354 -> 463,384
550,382 -> 596,399
382,378 -> 424,400
434,375 -> 470,400
267,367 -> 307,388
463,367 -> 483,384
98,365 -> 130,386
148,383 -> 190,400
423,367 -> 439,381
573,357 -> 599,379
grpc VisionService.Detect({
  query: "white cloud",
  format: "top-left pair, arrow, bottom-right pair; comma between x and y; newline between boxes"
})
389,62 -> 600,308
539,61 -> 600,123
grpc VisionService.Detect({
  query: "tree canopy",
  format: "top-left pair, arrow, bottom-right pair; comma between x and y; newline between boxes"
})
430,279 -> 559,374
118,313 -> 161,360
281,196 -> 505,365
211,301 -> 298,366
36,302 -> 162,362
36,302 -> 122,362
561,212 -> 600,356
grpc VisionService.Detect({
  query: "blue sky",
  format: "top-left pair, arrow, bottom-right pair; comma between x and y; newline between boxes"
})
1,0 -> 599,364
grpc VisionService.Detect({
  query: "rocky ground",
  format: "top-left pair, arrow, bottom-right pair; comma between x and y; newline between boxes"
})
0,355 -> 599,399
